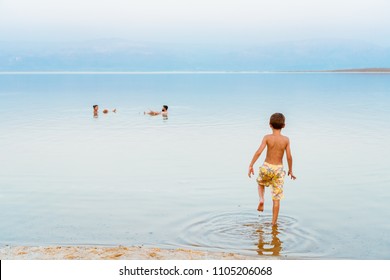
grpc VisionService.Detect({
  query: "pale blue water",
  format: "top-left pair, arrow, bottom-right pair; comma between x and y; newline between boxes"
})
1,73 -> 390,259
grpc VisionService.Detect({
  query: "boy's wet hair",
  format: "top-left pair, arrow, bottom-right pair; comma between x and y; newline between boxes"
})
270,113 -> 285,129
163,105 -> 168,110
93,105 -> 98,109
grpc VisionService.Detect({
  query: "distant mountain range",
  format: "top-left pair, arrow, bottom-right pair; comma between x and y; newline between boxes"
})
1,39 -> 390,71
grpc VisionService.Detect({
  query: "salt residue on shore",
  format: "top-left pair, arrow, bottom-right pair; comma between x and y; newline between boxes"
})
0,246 -> 255,260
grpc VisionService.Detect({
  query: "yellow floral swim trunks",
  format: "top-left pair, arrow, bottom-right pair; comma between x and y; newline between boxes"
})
257,162 -> 286,200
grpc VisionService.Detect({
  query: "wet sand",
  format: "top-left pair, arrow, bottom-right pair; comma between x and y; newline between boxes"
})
0,246 -> 258,260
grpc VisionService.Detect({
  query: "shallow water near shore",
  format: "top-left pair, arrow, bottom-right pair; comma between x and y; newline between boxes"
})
1,73 -> 390,259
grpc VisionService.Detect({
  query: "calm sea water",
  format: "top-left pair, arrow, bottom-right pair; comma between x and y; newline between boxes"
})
1,73 -> 389,259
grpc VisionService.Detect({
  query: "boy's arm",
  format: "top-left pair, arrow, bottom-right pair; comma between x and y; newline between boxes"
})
248,136 -> 267,178
285,138 -> 296,180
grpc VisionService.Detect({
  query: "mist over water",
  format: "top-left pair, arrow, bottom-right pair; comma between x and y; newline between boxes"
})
0,73 -> 389,259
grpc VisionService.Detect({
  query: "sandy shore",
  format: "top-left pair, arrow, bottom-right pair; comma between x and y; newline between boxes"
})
0,245 -> 258,260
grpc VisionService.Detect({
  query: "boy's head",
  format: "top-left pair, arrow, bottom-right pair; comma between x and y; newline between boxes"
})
162,105 -> 168,112
93,105 -> 98,111
269,113 -> 285,129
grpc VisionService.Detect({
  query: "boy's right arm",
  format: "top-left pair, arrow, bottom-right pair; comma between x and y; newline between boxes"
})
248,136 -> 267,178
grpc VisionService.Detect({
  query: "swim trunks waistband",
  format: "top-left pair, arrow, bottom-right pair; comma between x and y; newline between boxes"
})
263,162 -> 283,168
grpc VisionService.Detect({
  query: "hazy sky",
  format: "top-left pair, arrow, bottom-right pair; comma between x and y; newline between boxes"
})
1,0 -> 390,46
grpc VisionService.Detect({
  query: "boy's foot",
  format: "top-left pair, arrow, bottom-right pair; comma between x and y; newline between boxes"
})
257,201 -> 264,212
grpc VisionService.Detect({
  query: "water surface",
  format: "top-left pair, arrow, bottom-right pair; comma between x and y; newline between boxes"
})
1,73 -> 389,259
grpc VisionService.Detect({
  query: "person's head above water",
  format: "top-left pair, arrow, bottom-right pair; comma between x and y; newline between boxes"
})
162,105 -> 168,112
269,113 -> 285,130
93,105 -> 99,111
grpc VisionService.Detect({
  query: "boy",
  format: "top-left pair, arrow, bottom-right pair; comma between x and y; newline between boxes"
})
248,113 -> 296,225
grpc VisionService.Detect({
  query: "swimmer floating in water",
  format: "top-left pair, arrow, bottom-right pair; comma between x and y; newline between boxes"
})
144,105 -> 168,117
93,105 -> 116,117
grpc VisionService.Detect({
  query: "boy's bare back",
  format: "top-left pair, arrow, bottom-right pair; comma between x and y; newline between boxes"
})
263,134 -> 290,165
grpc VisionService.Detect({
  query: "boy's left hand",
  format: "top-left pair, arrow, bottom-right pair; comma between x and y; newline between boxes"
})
248,166 -> 254,178
288,171 -> 296,180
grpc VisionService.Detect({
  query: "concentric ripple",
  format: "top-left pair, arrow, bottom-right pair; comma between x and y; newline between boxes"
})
169,210 -> 327,258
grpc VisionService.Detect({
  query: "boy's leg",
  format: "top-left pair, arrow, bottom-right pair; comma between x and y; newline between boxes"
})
270,181 -> 283,225
272,199 -> 280,225
257,184 -> 265,211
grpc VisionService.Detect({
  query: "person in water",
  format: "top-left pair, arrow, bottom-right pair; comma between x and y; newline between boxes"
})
93,105 -> 116,117
144,105 -> 168,117
248,113 -> 296,226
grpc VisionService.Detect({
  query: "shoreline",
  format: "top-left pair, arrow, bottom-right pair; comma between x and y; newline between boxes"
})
0,245 -> 267,260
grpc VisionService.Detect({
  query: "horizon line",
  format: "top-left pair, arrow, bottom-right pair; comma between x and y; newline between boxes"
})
1,70 -> 390,75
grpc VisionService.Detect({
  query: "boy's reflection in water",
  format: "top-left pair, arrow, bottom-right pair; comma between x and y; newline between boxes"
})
256,224 -> 282,256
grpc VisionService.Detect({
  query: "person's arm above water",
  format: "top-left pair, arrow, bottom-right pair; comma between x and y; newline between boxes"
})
145,110 -> 160,116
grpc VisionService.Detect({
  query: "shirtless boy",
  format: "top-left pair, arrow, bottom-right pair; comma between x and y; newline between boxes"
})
248,113 -> 296,225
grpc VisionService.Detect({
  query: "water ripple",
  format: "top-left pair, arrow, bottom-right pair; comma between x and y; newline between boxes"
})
168,210 -> 327,258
